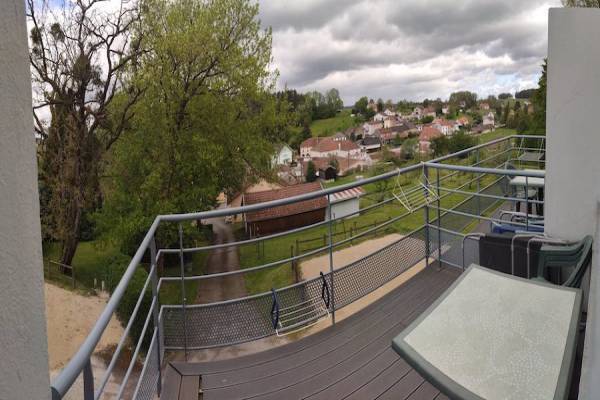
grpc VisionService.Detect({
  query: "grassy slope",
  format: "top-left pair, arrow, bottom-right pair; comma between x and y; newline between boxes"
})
310,109 -> 358,137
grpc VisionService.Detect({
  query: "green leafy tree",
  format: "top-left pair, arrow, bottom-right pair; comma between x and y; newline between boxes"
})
498,93 -> 513,100
353,96 -> 369,115
400,138 -> 417,160
376,98 -> 384,112
562,0 -> 600,7
448,132 -> 477,157
98,0 -> 287,252
431,135 -> 450,157
421,115 -> 434,124
306,161 -> 317,182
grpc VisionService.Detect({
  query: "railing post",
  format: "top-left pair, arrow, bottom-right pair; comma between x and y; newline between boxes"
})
476,148 -> 481,219
436,168 -> 442,268
423,164 -> 430,268
83,359 -> 94,400
178,223 -> 189,361
525,177 -> 530,232
327,194 -> 336,325
150,236 -> 162,395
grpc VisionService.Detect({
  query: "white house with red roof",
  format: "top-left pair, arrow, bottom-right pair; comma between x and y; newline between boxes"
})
433,118 -> 459,136
300,136 -> 362,159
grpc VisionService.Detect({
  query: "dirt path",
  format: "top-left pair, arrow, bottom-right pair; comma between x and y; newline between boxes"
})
300,233 -> 404,280
195,216 -> 247,303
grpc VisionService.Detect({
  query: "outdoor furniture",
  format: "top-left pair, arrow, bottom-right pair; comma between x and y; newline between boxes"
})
533,235 -> 593,288
392,264 -> 582,400
508,167 -> 545,216
500,163 -> 539,215
490,220 -> 544,234
478,233 -> 542,278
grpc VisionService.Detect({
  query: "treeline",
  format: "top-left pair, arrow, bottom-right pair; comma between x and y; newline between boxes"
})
277,88 -> 344,148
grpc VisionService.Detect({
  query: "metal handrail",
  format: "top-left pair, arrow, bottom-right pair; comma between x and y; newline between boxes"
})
50,134 -> 544,398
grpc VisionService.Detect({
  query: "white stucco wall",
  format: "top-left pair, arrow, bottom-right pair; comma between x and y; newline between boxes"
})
545,8 -> 600,241
0,2 -> 51,399
329,198 -> 360,220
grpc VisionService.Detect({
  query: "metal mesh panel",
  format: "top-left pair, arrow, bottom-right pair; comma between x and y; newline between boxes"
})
333,228 -> 427,308
133,330 -> 160,400
161,228 -> 427,349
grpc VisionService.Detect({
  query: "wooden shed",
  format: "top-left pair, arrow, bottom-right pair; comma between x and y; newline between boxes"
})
243,182 -> 327,237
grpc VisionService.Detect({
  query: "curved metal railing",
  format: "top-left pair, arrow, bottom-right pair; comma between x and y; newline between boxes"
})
50,134 -> 546,399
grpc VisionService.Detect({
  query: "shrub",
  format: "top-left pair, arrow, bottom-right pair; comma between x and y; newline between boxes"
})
107,254 -> 153,352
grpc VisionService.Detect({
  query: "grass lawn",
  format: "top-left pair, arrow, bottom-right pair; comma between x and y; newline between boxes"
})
310,109 -> 359,137
43,238 -> 209,303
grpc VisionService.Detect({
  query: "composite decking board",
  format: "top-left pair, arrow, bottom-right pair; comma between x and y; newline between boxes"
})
179,375 -> 200,400
375,369 -> 425,400
344,361 -> 421,400
200,268 -> 456,398
175,263 -> 440,377
405,381 -> 441,400
199,267 -> 455,390
304,351 -> 409,400
164,266 -> 459,400
161,364 -> 183,400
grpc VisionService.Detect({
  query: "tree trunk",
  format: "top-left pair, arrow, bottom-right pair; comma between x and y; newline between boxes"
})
60,205 -> 81,268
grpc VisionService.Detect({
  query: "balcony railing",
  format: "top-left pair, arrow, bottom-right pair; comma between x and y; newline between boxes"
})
51,134 -> 554,400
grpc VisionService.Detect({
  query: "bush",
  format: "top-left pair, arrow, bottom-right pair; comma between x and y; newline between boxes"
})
107,254 -> 153,352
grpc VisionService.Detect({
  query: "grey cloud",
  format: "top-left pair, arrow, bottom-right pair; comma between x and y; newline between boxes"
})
259,0 -> 561,103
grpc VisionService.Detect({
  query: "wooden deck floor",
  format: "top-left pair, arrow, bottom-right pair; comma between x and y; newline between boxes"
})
161,264 -> 461,400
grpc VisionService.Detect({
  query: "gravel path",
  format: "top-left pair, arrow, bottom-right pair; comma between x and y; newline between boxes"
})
195,217 -> 247,304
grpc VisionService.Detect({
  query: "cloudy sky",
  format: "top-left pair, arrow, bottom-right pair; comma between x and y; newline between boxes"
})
259,0 -> 562,105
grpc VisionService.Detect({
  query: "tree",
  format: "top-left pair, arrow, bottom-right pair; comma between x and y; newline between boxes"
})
422,115 -> 434,124
498,93 -> 513,100
353,96 -> 369,115
515,89 -> 536,99
400,138 -> 417,160
306,161 -> 317,182
448,132 -> 477,156
98,0 -> 287,253
449,91 -> 478,109
529,59 -> 547,134
376,98 -> 384,112
562,0 -> 600,6
430,135 -> 450,157
28,0 -> 143,265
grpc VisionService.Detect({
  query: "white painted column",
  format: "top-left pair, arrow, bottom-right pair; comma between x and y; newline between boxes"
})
0,1 -> 51,399
545,8 -> 600,240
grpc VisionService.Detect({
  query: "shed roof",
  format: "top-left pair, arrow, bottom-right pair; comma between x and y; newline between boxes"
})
244,182 -> 326,222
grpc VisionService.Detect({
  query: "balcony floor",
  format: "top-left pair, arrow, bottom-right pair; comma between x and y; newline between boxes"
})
161,263 -> 460,400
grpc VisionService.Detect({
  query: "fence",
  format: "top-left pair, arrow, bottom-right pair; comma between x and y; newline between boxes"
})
50,134 -> 546,400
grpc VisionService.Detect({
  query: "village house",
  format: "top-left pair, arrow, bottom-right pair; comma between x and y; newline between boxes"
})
418,125 -> 443,154
483,112 -> 495,127
383,117 -> 400,129
442,106 -> 449,115
359,136 -> 382,153
367,99 -> 378,112
411,106 -> 423,120
456,116 -> 470,127
301,155 -> 371,179
377,124 -> 411,144
423,106 -> 437,119
300,136 -> 361,159
433,118 -> 459,136
243,182 -> 327,237
271,143 -> 294,166
363,120 -> 384,136
479,102 -> 490,110
373,112 -> 386,122
383,108 -> 397,117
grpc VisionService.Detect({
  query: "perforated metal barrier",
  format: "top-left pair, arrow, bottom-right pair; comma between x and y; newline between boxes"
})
160,227 -> 427,350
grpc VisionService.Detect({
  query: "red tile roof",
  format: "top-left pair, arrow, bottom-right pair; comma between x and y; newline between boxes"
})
419,126 -> 443,142
300,136 -> 359,153
244,182 -> 326,222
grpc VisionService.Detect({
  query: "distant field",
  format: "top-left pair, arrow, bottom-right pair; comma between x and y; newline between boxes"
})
310,109 -> 358,137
